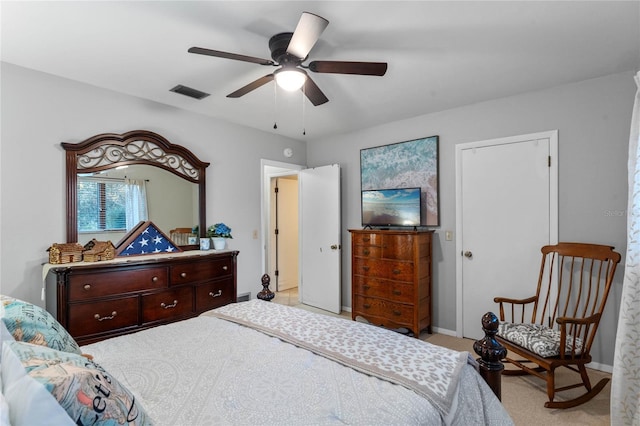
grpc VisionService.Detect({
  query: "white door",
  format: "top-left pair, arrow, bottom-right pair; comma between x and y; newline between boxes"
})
299,164 -> 341,313
456,131 -> 558,339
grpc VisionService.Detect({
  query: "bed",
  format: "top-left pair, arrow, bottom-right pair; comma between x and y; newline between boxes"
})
1,296 -> 513,425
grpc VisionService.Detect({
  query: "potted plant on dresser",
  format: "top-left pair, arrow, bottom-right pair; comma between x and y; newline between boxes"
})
207,223 -> 233,250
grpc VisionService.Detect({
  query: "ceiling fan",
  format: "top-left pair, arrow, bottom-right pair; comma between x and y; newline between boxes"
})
188,12 -> 388,106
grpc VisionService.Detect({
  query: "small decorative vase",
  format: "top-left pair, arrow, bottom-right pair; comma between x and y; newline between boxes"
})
212,237 -> 226,250
199,238 -> 210,250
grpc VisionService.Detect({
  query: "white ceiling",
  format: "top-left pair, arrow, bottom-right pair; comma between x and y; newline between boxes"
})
2,1 -> 639,141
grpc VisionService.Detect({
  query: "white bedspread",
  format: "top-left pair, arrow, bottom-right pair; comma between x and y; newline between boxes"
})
208,300 -> 468,417
82,301 -> 513,425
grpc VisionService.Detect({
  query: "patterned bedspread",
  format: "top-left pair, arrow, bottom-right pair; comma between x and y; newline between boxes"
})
207,300 -> 469,418
82,301 -> 513,425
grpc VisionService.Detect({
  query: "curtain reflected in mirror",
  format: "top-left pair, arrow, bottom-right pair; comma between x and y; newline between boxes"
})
125,178 -> 148,229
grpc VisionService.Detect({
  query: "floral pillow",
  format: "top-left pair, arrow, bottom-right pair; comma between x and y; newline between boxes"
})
6,341 -> 152,425
1,295 -> 81,354
497,322 -> 583,358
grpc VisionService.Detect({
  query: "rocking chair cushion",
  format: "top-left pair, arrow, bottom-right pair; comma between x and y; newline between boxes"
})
497,322 -> 583,358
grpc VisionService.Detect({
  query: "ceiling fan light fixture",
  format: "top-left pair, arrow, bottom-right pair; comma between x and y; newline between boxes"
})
274,68 -> 307,91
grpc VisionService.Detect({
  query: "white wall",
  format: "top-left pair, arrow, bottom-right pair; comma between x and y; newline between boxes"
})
0,62 -> 306,305
307,71 -> 635,367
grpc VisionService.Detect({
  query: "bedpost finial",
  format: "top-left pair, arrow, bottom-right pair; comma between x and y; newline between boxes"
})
473,311 -> 506,400
481,311 -> 500,333
474,312 -> 506,363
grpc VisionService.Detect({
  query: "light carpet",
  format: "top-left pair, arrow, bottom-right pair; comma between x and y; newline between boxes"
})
424,333 -> 610,426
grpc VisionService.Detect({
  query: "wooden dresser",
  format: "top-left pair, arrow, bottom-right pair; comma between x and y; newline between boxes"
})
49,251 -> 238,345
349,229 -> 433,337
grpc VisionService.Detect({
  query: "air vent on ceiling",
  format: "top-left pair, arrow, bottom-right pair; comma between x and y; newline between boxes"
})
170,84 -> 210,100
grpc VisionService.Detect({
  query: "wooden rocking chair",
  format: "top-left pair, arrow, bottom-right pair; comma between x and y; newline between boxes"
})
493,242 -> 620,408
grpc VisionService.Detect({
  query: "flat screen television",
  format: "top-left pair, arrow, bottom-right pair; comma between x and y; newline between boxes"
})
361,187 -> 422,227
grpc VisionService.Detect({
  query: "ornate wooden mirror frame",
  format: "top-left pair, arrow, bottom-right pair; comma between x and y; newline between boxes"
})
62,130 -> 209,243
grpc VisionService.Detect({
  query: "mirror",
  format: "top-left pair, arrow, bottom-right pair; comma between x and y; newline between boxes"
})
63,130 -> 209,247
76,165 -> 198,245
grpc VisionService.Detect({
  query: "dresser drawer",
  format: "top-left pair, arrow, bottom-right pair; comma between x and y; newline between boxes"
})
68,267 -> 168,301
352,276 -> 414,304
352,312 -> 413,333
352,233 -> 382,246
195,278 -> 235,312
67,296 -> 139,337
352,245 -> 382,258
352,258 -> 414,282
170,257 -> 233,285
142,287 -> 194,323
353,295 -> 413,325
381,234 -> 414,260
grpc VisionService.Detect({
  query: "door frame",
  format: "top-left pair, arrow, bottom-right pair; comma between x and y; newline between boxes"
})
454,130 -> 558,336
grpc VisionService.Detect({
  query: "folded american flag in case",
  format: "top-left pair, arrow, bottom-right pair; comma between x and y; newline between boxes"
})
116,221 -> 181,256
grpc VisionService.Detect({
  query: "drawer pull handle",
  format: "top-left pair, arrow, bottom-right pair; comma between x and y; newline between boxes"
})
363,304 -> 371,309
363,249 -> 370,255
393,310 -> 402,316
362,266 -> 370,271
363,237 -> 370,242
393,269 -> 401,275
152,276 -> 159,282
83,284 -> 91,291
363,285 -> 370,290
94,311 -> 117,321
392,290 -> 401,295
161,300 -> 178,309
209,290 -> 222,298
222,266 -> 228,271
180,272 -> 187,278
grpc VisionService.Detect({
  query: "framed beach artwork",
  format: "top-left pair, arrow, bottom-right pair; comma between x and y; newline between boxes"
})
360,135 -> 440,226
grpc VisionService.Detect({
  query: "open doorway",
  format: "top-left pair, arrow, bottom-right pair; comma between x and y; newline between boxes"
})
270,175 -> 298,292
261,160 -> 342,313
261,159 -> 304,302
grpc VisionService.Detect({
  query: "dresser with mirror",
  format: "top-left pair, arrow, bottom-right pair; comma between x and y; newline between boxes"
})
49,130 -> 238,345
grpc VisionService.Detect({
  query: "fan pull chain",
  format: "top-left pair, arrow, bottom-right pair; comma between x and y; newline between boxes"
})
273,83 -> 278,129
302,84 -> 306,136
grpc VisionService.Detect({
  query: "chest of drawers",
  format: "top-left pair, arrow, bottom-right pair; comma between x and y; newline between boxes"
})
50,251 -> 238,345
349,230 -> 432,337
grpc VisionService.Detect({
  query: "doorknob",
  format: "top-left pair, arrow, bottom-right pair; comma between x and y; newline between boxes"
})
463,251 -> 473,258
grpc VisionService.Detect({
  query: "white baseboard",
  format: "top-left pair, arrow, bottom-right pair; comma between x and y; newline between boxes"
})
587,361 -> 613,374
431,327 -> 457,336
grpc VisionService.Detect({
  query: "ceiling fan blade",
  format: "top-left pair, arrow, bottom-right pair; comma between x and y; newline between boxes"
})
188,47 -> 275,66
227,74 -> 275,98
308,61 -> 387,76
286,12 -> 329,59
302,77 -> 329,106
